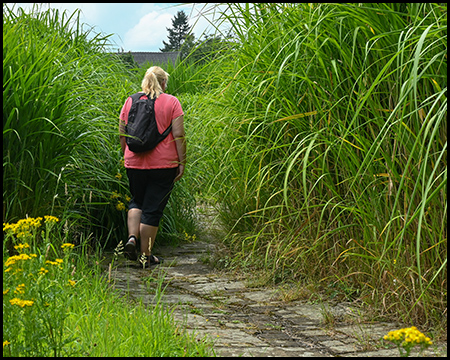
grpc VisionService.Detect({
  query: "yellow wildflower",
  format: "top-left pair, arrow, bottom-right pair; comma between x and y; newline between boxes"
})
384,326 -> 432,356
44,215 -> 59,223
61,243 -> 75,250
14,284 -> 25,295
116,201 -> 126,211
110,191 -> 120,199
4,217 -> 43,237
125,195 -> 131,202
3,288 -> 10,295
38,267 -> 49,275
5,253 -> 32,267
45,259 -> 63,267
115,172 -> 123,180
3,222 -> 14,232
3,340 -> 11,348
14,243 -> 30,251
9,298 -> 34,307
68,279 -> 76,287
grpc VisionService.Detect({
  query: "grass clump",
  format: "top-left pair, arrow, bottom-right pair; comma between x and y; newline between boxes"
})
3,216 -> 215,357
184,2 -> 447,336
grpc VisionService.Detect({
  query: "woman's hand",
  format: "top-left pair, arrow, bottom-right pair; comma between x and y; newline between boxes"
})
175,164 -> 184,182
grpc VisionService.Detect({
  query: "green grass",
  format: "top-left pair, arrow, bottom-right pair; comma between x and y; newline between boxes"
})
182,2 -> 447,335
3,216 -> 215,357
3,3 -> 196,245
3,1 -> 447,344
2,5 -> 212,357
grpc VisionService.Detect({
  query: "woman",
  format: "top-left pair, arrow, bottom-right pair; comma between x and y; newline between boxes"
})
119,66 -> 186,267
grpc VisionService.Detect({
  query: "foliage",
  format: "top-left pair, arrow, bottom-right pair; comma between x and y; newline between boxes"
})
3,216 -> 215,357
3,1 -> 447,341
115,50 -> 139,69
187,33 -> 234,65
3,4 -> 196,247
185,2 -> 447,331
160,10 -> 195,60
383,326 -> 433,357
3,4 -> 134,237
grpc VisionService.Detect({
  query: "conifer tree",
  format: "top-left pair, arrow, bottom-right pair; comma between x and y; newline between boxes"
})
160,10 -> 193,55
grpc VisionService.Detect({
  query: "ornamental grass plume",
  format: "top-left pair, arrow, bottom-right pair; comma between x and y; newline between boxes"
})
383,326 -> 433,357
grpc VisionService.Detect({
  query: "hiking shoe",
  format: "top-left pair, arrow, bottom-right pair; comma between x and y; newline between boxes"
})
140,254 -> 164,268
124,237 -> 137,261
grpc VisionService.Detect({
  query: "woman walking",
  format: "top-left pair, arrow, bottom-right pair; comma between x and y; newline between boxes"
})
119,66 -> 186,267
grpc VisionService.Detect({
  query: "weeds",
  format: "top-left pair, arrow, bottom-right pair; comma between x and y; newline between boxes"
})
3,216 -> 80,356
383,326 -> 433,357
3,216 -> 215,357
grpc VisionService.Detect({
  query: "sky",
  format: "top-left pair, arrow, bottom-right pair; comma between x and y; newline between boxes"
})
5,3 -> 230,52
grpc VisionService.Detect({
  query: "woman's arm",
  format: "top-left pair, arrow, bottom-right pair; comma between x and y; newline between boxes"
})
119,118 -> 127,153
172,115 -> 186,182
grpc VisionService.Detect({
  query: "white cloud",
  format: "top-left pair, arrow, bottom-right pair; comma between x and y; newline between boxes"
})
122,4 -> 231,51
123,11 -> 173,51
53,3 -> 102,24
5,3 -> 232,52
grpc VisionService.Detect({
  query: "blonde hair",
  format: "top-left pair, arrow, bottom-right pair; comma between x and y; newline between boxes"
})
141,66 -> 169,99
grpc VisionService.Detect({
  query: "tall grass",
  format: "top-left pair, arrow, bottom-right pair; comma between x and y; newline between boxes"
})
186,3 -> 447,331
3,4 -> 132,238
3,4 -> 196,246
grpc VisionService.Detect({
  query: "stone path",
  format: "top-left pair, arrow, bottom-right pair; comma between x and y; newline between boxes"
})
106,240 -> 446,357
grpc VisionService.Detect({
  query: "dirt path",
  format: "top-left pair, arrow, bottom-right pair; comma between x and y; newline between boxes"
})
106,236 -> 446,357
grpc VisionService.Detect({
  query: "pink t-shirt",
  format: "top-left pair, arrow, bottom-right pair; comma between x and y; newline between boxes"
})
120,92 -> 184,169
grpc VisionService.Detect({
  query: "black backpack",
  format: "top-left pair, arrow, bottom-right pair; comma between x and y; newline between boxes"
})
125,92 -> 172,153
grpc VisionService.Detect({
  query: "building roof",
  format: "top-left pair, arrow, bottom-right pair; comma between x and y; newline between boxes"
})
129,51 -> 180,67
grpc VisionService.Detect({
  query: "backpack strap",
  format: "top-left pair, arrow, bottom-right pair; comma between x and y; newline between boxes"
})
128,92 -> 171,134
130,92 -> 148,101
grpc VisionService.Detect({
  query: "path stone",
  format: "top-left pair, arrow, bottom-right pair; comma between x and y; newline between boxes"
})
104,238 -> 447,357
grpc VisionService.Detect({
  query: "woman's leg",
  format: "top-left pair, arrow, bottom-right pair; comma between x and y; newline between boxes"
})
127,208 -> 142,240
139,224 -> 159,256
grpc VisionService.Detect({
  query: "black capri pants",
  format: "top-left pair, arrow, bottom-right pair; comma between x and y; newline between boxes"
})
126,167 -> 177,226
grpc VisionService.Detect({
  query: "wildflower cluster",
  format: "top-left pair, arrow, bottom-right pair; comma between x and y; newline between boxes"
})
384,326 -> 433,357
184,231 -> 197,242
3,217 -> 43,240
3,215 -> 59,242
61,243 -> 75,251
3,215 -> 78,356
110,190 -> 131,212
45,258 -> 64,268
44,215 -> 59,224
9,298 -> 34,307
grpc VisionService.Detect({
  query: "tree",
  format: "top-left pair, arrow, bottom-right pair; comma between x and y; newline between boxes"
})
160,10 -> 194,58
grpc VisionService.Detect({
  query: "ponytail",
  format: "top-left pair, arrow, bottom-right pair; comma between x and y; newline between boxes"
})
141,66 -> 169,99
